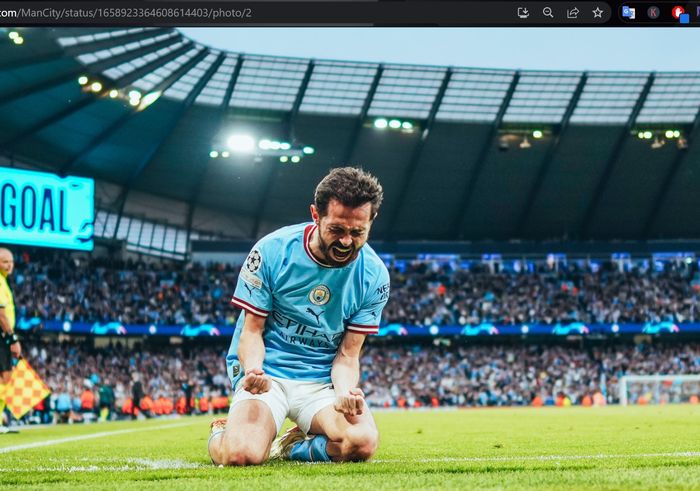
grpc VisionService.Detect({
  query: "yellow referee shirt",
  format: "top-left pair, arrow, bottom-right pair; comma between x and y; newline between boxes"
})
0,274 -> 15,331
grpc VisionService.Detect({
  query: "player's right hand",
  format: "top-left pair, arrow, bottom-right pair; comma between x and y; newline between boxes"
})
334,388 -> 365,417
241,368 -> 271,394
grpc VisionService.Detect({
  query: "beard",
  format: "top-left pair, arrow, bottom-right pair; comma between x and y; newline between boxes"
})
317,235 -> 360,267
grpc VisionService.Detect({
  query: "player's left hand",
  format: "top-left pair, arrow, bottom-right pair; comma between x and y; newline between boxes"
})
334,388 -> 365,417
9,340 -> 21,358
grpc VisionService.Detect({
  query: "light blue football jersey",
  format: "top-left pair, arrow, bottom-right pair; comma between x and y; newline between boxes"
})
227,222 -> 390,386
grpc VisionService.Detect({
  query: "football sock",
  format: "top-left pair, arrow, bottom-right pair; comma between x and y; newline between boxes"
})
288,435 -> 331,462
207,429 -> 225,464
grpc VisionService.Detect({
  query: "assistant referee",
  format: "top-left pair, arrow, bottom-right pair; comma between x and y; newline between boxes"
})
0,247 -> 21,433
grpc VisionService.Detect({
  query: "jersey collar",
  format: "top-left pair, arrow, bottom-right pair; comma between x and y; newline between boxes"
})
304,224 -> 333,268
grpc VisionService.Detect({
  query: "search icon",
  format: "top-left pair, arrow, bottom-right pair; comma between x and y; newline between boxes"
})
543,6 -> 554,17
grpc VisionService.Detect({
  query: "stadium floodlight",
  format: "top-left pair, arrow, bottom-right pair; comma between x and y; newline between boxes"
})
302,146 -> 315,155
280,142 -> 291,150
532,130 -> 543,139
643,131 -> 653,139
374,118 -> 388,129
227,134 -> 255,153
279,156 -> 288,163
78,76 -> 89,85
258,139 -> 272,150
90,82 -> 102,93
109,90 -> 119,99
13,36 -> 23,45
673,130 -> 681,138
401,121 -> 413,130
209,151 -> 219,158
221,151 -> 230,158
665,130 -> 674,139
139,91 -> 161,110
8,31 -> 19,40
291,155 -> 301,163
389,119 -> 401,129
128,90 -> 142,107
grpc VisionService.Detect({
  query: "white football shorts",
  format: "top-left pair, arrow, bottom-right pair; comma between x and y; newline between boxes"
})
230,376 -> 336,434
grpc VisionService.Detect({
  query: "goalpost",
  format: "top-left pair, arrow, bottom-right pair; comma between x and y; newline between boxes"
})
618,374 -> 700,406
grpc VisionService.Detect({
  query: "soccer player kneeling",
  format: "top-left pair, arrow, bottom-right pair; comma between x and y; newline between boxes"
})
208,167 -> 389,465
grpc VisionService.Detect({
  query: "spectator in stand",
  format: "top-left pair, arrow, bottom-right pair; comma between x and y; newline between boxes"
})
54,386 -> 71,423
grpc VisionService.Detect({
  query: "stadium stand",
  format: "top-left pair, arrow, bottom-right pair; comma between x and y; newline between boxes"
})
11,250 -> 700,327
5,251 -> 700,424
13,339 -> 700,424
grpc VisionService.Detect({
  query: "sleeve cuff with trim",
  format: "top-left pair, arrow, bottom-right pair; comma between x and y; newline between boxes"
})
346,323 -> 379,335
231,297 -> 270,318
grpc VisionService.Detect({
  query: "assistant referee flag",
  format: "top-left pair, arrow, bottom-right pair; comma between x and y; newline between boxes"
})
3,359 -> 51,419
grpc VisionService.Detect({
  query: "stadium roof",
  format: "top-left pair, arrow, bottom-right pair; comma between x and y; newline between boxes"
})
2,27 -> 700,247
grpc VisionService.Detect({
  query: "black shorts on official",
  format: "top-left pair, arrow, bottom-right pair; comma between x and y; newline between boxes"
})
0,338 -> 12,373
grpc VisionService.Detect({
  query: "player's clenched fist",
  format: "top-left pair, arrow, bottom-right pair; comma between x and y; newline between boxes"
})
334,388 -> 365,417
242,368 -> 271,394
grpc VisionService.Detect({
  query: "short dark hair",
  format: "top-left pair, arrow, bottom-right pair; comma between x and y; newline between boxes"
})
314,167 -> 384,218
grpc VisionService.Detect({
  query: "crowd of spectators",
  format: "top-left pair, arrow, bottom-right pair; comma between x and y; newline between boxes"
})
5,251 -> 700,424
22,341 -> 231,424
12,340 -> 700,425
9,251 -> 700,328
12,252 -> 239,326
385,259 -> 700,327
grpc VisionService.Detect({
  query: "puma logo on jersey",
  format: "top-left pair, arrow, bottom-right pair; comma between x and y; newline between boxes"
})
306,307 -> 323,325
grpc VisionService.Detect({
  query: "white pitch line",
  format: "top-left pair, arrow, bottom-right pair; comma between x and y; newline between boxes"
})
374,451 -> 700,464
0,421 -> 198,454
0,458 -> 205,473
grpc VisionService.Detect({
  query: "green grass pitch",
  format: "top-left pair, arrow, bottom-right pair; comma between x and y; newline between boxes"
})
1,405 -> 699,490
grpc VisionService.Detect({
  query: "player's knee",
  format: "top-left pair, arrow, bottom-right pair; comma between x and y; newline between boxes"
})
343,427 -> 379,461
354,430 -> 379,461
221,442 -> 267,466
0,371 -> 10,385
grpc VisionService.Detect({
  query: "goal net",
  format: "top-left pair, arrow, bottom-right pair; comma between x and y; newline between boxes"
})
618,374 -> 700,406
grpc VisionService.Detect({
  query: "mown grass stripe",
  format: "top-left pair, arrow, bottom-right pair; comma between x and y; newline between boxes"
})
0,421 -> 197,454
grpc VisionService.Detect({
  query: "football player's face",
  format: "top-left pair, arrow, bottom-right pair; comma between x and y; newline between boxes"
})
311,199 -> 373,267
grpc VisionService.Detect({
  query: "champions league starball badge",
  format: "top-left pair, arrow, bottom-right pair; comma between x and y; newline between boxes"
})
309,284 -> 331,305
245,249 -> 262,273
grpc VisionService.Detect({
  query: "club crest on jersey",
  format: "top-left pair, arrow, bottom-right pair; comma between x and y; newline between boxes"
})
245,249 -> 262,273
308,285 -> 331,306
